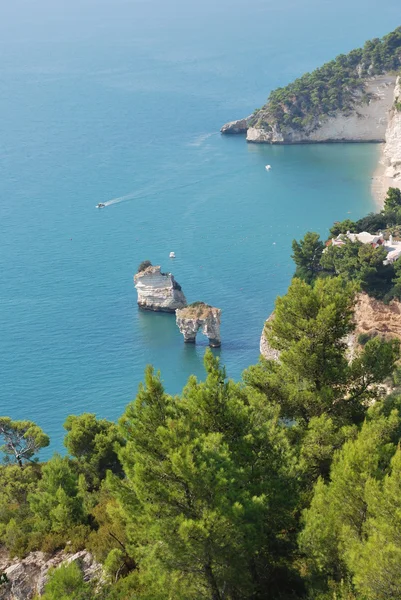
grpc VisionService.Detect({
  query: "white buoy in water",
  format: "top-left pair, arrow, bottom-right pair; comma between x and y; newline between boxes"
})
169,251 -> 176,258
265,165 -> 271,171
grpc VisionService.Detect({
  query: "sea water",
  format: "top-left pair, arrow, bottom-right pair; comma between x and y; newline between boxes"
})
0,0 -> 399,452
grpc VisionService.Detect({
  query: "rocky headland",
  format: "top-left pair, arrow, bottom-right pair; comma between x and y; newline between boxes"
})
176,302 -> 221,347
0,549 -> 102,600
245,75 -> 396,144
134,263 -> 187,313
221,28 -> 401,148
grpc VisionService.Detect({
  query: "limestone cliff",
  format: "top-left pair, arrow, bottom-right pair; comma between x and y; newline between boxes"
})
0,550 -> 102,600
259,293 -> 401,362
352,293 -> 401,342
223,75 -> 396,144
259,315 -> 280,361
176,303 -> 221,347
382,76 -> 401,187
134,265 -> 187,313
247,76 -> 396,143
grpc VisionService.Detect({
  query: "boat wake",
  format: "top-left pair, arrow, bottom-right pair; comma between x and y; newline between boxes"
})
99,162 -> 251,209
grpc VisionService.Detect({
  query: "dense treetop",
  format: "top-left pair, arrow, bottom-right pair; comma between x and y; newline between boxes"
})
250,27 -> 401,132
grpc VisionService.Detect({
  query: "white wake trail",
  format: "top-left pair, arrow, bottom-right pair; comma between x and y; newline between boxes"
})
104,191 -> 140,206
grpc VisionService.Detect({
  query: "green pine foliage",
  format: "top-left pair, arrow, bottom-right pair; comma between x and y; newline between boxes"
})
1,272 -> 401,598
251,27 -> 401,132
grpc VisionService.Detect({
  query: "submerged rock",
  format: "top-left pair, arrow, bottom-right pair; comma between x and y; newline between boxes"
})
134,264 -> 187,313
176,302 -> 221,347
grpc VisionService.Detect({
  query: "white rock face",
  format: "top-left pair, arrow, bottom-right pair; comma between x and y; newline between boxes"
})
176,304 -> 221,347
245,75 -> 396,143
383,77 -> 401,184
220,115 -> 252,134
134,265 -> 187,312
0,550 -> 102,600
259,315 -> 280,361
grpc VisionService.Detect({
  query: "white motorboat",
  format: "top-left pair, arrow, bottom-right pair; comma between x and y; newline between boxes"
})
265,165 -> 271,171
96,203 -> 106,209
169,252 -> 176,258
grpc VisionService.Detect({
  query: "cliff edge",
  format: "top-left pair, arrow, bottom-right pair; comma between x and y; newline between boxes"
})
383,77 -> 401,185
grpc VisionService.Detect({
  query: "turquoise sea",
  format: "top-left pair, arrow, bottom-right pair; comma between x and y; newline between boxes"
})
0,0 -> 400,452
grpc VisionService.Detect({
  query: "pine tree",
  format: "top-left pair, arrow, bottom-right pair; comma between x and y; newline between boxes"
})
113,353 -> 299,600
299,401 -> 401,582
28,454 -> 86,534
291,232 -> 324,283
245,277 -> 399,425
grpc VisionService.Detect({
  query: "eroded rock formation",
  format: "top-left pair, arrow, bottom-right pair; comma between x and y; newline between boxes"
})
0,550 -> 102,600
220,116 -> 252,134
353,292 -> 401,341
134,265 -> 187,313
176,303 -> 221,347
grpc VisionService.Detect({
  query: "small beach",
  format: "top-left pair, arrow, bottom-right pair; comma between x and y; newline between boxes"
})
371,143 -> 401,209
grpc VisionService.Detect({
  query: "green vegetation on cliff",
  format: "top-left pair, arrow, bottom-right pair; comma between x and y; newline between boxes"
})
251,27 -> 401,132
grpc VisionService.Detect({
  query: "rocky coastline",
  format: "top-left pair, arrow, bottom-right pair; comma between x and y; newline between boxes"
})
222,75 -> 396,144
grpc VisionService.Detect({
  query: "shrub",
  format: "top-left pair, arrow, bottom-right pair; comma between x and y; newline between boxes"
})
40,562 -> 93,600
137,260 -> 152,273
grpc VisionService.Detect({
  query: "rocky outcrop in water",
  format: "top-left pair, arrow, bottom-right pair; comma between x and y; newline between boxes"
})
134,265 -> 187,313
176,303 -> 221,347
0,549 -> 102,600
220,116 -> 252,134
223,76 -> 396,144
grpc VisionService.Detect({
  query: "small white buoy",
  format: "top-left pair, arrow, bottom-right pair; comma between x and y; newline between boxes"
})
169,251 -> 176,258
265,164 -> 271,171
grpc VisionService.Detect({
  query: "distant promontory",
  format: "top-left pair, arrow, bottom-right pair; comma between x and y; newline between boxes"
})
221,27 -> 401,145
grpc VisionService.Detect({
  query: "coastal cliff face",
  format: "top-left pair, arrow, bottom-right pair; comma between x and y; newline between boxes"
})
259,315 -> 280,361
260,293 -> 401,362
353,292 -> 401,342
245,75 -> 396,144
134,266 -> 187,313
176,303 -> 221,347
0,550 -> 102,600
383,76 -> 401,185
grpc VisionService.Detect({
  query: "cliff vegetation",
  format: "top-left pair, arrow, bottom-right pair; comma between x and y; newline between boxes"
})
251,27 -> 401,133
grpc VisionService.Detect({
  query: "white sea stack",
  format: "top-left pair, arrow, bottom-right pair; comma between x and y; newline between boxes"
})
134,265 -> 187,313
176,303 -> 221,347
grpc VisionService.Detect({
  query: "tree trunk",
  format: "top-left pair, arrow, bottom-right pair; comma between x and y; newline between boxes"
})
204,562 -> 221,600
